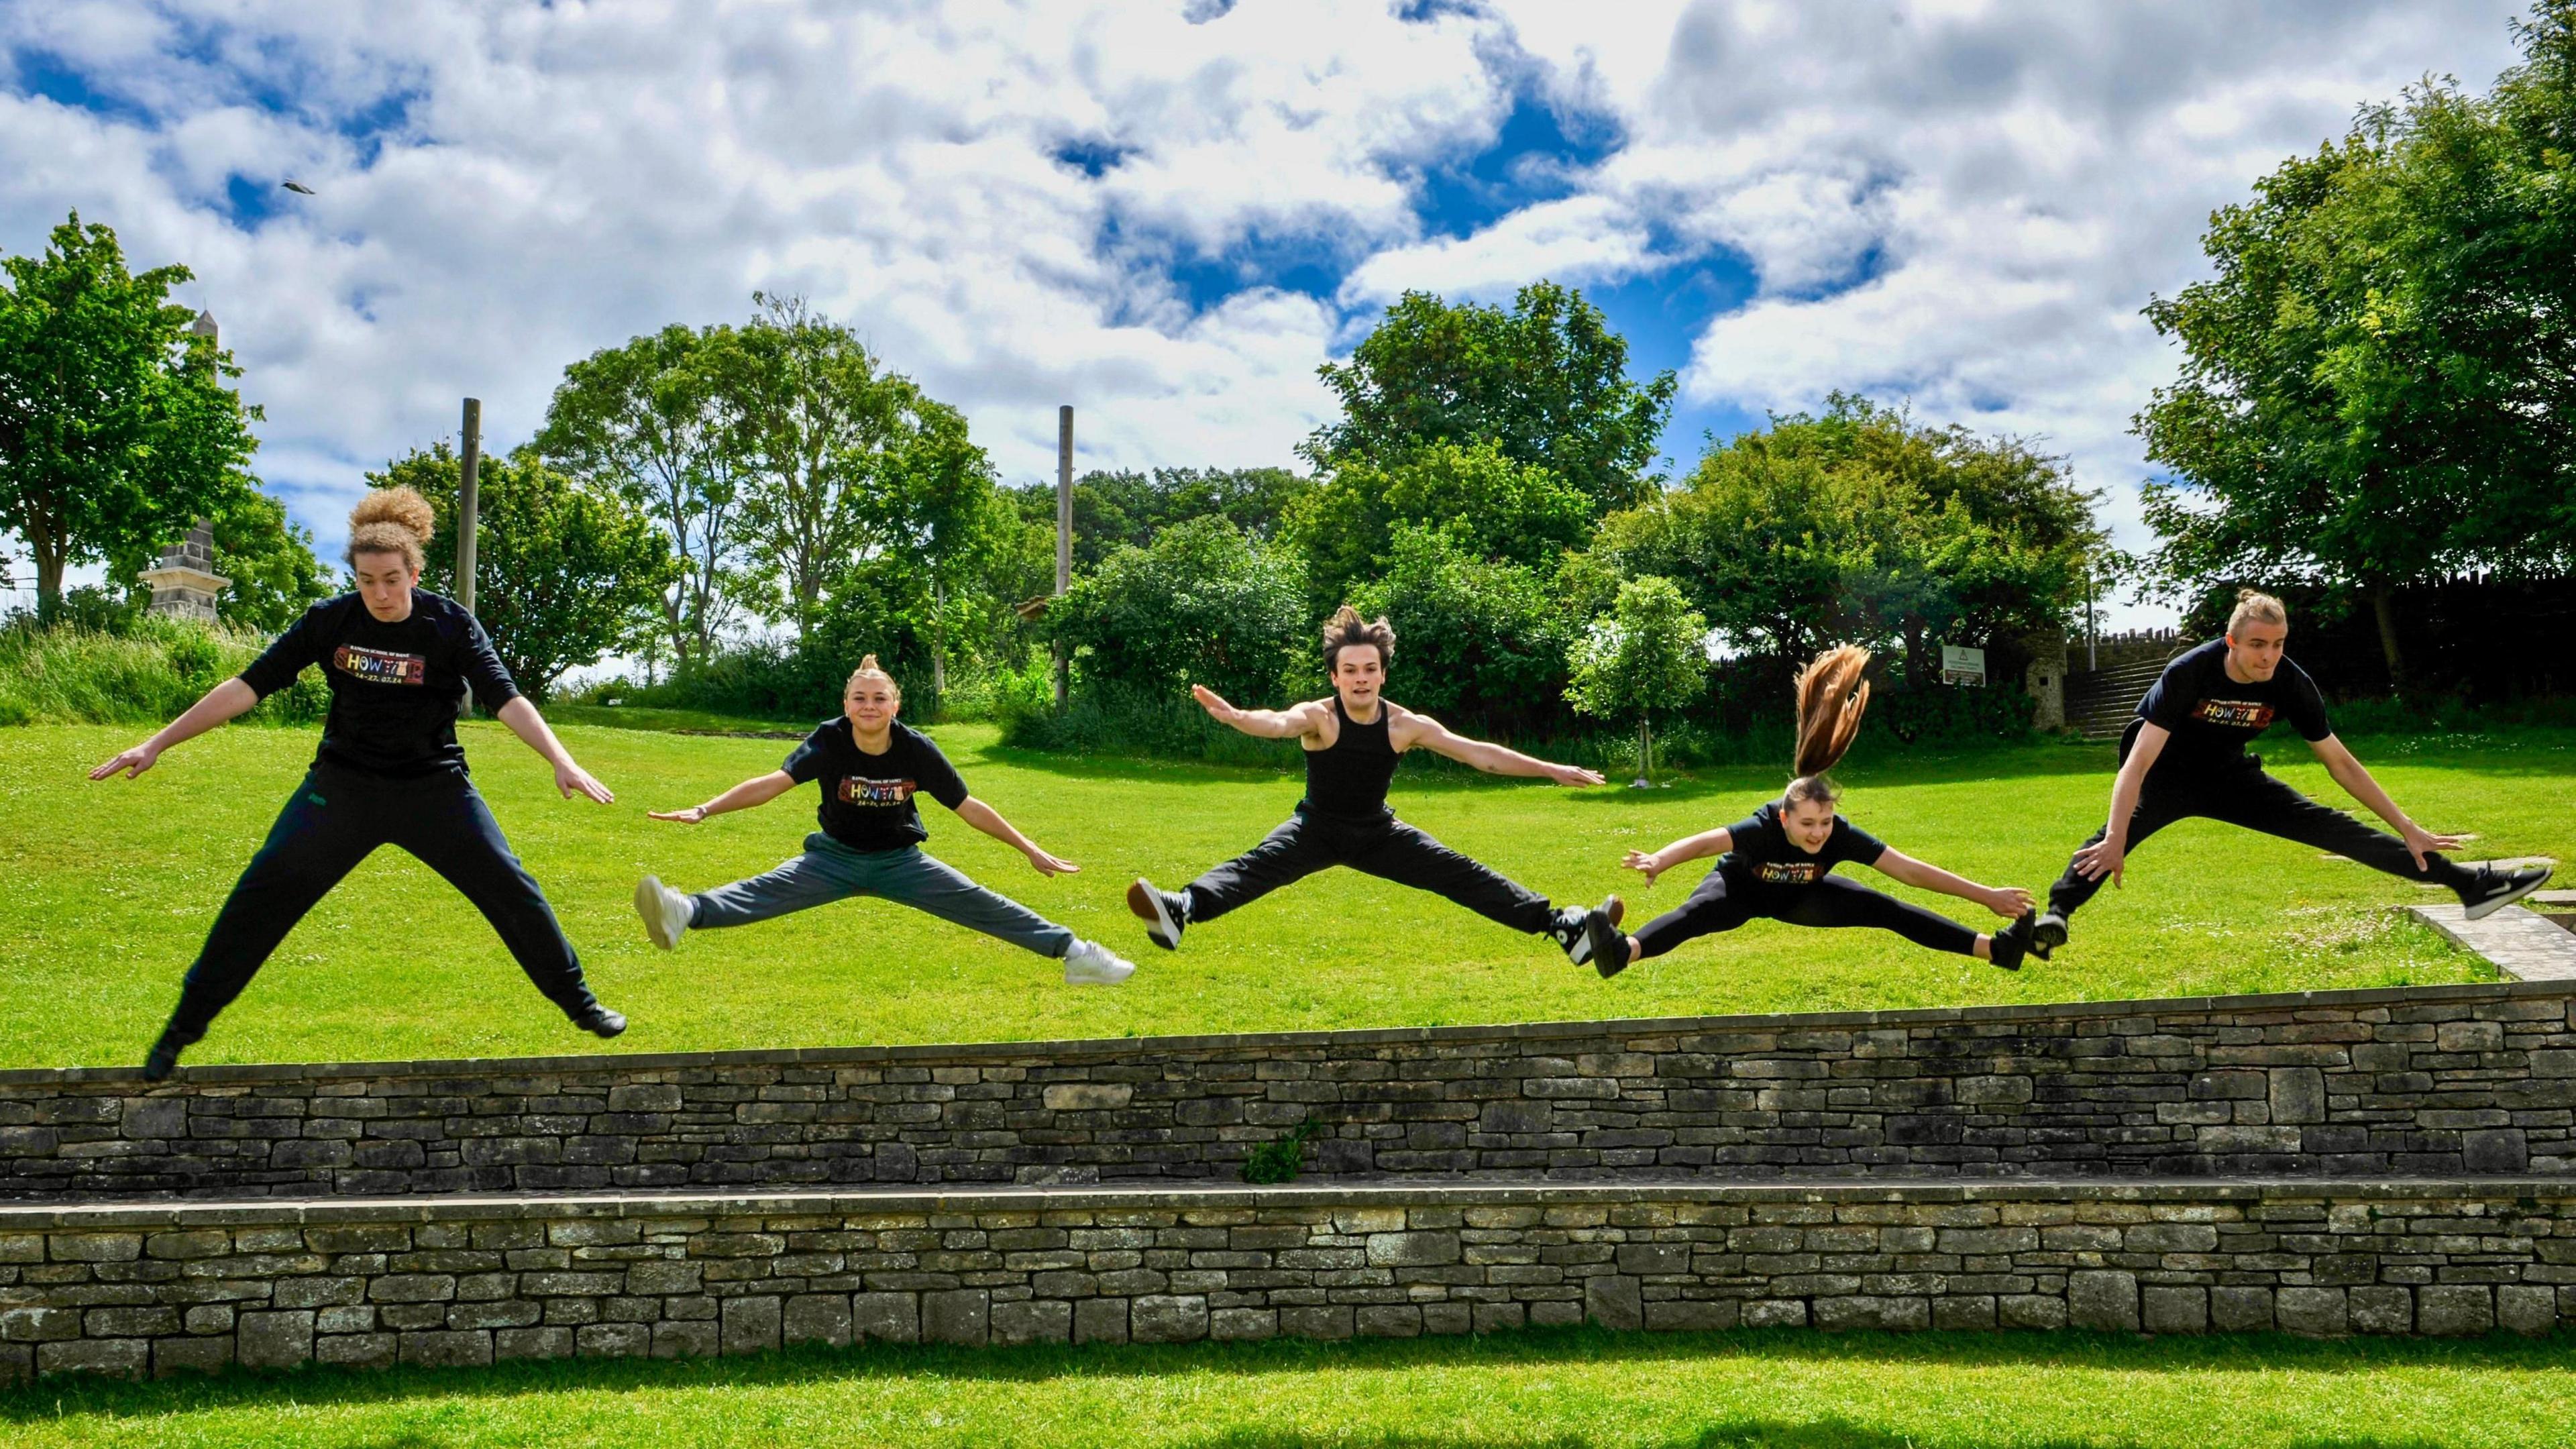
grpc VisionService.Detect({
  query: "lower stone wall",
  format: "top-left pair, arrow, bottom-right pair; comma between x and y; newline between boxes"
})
2,1180 -> 2568,1379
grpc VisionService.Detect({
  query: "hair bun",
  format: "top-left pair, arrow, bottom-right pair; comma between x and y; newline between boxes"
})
349,486 -> 436,544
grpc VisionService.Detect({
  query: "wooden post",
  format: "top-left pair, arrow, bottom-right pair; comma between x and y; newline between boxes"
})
1054,404 -> 1073,709
457,398 -> 482,617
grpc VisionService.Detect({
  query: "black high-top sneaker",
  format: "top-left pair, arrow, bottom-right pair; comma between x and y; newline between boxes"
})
1990,912 -> 2037,972
141,1022 -> 202,1082
2460,863 -> 2554,921
1552,896 -> 1625,967
572,1005 -> 628,1039
1127,878 -> 1187,950
1585,906 -> 1633,980
2029,910 -> 2069,959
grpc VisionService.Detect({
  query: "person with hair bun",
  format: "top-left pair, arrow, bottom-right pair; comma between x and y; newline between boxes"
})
91,486 -> 629,1079
632,655 -> 1136,985
1590,645 -> 2039,976
2031,589 -> 2551,955
1124,605 -> 1625,965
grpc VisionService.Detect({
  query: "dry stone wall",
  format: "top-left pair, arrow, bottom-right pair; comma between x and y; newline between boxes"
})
3,1181 -> 2569,1381
5,983 -> 2573,1200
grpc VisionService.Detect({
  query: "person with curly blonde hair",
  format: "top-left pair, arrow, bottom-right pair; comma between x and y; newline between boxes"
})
91,486 -> 629,1079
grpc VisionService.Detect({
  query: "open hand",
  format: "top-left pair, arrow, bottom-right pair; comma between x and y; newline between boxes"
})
555,759 -> 614,804
1986,885 -> 2034,918
1622,849 -> 1668,888
89,743 -> 162,782
648,806 -> 708,824
1549,763 -> 1607,788
1023,846 -> 1079,877
2399,822 -> 2467,871
2072,837 -> 2125,887
1189,684 -> 1238,722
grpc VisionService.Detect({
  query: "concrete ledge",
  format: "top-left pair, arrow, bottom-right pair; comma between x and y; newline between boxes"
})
2408,905 -> 2576,983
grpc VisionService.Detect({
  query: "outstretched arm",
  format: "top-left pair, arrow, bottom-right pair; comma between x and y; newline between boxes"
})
955,796 -> 1077,877
2074,722 -> 2167,887
1874,847 -> 2031,919
1190,686 -> 1320,741
1623,826 -> 1735,887
89,678 -> 262,780
496,696 -> 614,804
650,769 -> 796,824
2310,735 -> 2464,869
1400,712 -> 1605,788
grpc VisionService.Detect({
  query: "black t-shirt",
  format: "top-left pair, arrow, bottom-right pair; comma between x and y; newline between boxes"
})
239,591 -> 521,777
1715,800 -> 1888,888
784,718 -> 970,852
2135,639 -> 2332,771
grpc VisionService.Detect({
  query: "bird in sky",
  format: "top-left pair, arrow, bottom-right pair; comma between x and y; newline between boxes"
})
281,180 -> 315,195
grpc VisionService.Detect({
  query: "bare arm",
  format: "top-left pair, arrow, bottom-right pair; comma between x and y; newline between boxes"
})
1622,826 -> 1735,887
2310,734 -> 2465,869
650,769 -> 798,824
1399,710 -> 1605,787
2073,722 -> 2168,886
1190,685 -> 1320,741
89,678 -> 262,780
495,696 -> 614,804
1873,847 -> 2031,919
954,796 -> 1078,877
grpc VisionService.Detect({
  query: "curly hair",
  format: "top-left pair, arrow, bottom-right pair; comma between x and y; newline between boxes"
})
344,486 -> 436,572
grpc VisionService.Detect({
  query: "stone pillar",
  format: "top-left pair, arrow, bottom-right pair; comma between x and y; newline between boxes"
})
137,521 -> 229,624
2024,633 -> 2066,732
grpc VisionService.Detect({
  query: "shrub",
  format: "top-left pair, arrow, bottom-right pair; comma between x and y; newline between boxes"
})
0,619 -> 325,727
1346,525 -> 1576,740
1049,515 -> 1309,708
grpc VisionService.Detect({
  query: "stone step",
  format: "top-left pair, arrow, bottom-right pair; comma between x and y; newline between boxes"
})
2408,904 -> 2576,983
2,1176 -> 2565,1381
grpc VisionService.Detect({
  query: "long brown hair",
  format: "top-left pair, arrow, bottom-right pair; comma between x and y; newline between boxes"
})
1785,645 -> 1870,808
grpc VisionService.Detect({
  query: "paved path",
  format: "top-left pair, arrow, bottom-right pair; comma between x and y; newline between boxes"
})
2408,897 -> 2576,982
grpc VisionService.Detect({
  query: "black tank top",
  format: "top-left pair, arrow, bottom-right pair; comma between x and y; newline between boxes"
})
1301,695 -> 1400,822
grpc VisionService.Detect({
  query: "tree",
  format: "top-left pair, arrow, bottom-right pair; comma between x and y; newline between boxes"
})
1346,524 -> 1574,741
1006,466 -> 1312,576
0,212 -> 260,616
1049,515 -> 1308,706
1305,282 -> 1676,515
2135,4 -> 2576,692
376,443 -> 676,701
1566,575 -> 1709,787
1286,438 -> 1595,609
536,321 -> 749,672
203,490 -> 330,634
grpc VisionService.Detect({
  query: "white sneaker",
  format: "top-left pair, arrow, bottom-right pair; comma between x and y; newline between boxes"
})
1062,938 -> 1135,986
634,875 -> 694,950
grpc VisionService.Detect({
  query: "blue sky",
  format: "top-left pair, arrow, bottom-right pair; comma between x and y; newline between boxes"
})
0,1 -> 2536,627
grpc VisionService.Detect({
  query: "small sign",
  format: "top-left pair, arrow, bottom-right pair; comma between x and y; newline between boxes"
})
1941,644 -> 1986,687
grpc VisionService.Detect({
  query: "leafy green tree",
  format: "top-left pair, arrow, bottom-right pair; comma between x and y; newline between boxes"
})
203,490 -> 330,633
1006,466 -> 1313,577
1566,575 -> 1710,786
1049,515 -> 1307,706
1305,282 -> 1676,515
1287,438 -> 1594,610
2135,4 -> 2576,691
1345,524 -> 1574,741
0,212 -> 260,616
537,321 -> 749,672
376,443 -> 676,701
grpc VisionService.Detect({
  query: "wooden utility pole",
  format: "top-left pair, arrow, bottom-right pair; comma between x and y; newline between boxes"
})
1054,404 -> 1073,708
457,398 -> 482,617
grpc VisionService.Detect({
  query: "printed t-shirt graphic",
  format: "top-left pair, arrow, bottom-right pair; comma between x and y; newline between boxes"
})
2134,638 -> 2332,770
1713,802 -> 1888,890
785,718 -> 970,853
237,590 -> 521,777
332,643 -> 429,686
838,774 -> 919,808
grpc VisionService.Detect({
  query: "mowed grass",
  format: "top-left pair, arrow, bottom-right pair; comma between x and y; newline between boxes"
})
3,1328 -> 2573,1448
2,719 -> 2567,1071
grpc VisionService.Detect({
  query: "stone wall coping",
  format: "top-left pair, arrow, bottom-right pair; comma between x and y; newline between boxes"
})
4,977 -> 2564,1089
4,1176 -> 2568,1230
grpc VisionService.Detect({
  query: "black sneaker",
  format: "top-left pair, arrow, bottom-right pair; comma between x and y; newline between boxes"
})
1553,896 -> 1625,967
1585,907 -> 1632,980
2461,863 -> 2554,921
1990,912 -> 2035,972
2030,911 -> 2068,959
573,1006 -> 628,1039
1127,877 -> 1186,951
140,1024 -> 201,1083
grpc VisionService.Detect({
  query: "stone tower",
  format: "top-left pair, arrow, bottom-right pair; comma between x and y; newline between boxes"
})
138,521 -> 229,623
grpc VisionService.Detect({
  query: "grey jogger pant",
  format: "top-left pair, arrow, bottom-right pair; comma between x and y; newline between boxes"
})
689,833 -> 1075,958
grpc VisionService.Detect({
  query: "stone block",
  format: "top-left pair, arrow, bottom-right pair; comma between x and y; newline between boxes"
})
653,1321 -> 720,1358
2350,1286 -> 2412,1336
990,1298 -> 1071,1346
1932,1297 -> 1996,1331
1813,1296 -> 1929,1332
2436,1020 -> 2504,1053
2276,1287 -> 2347,1338
2142,1287 -> 2206,1334
447,1299 -> 543,1331
238,1309 -> 315,1369
1040,1084 -> 1133,1110
316,1333 -> 397,1369
1420,1303 -> 1472,1336
1365,1232 -> 1460,1267
855,1292 -> 920,1344
721,1295 -> 782,1356
1279,1305 -> 1351,1340
40,1340 -> 148,1379
2067,1271 -> 2139,1332
625,1260 -> 703,1296
923,1289 -> 990,1346
785,1294 -> 853,1348
1132,1294 -> 1210,1344
1615,1243 -> 1689,1277
2463,1128 -> 2530,1174
399,1330 -> 492,1368
2498,1285 -> 2558,1336
1210,1307 -> 1277,1342
1473,1302 -> 1525,1334
152,1336 -> 231,1378
2418,1285 -> 2493,1338
1356,1305 -> 1421,1338
2267,1067 -> 2325,1126
1073,1297 -> 1130,1344
2211,1287 -> 2274,1332
1999,1295 -> 2067,1331
1586,1275 -> 1644,1331
1646,1299 -> 1738,1332
1529,1301 -> 1585,1328
1742,1299 -> 1808,1329
496,1326 -> 576,1361
577,1322 -> 653,1358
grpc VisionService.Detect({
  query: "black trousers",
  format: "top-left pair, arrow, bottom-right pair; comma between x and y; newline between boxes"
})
167,763 -> 599,1038
2046,753 -> 2473,921
1633,869 -> 1980,961
1182,808 -> 1556,935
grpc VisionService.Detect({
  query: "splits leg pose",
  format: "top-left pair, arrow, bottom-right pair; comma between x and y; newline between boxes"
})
1126,606 -> 1624,963
90,487 -> 628,1080
635,656 -> 1134,985
1595,646 -> 2037,976
2034,590 -> 2552,955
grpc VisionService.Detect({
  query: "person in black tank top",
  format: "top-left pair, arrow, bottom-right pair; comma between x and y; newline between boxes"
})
1124,606 -> 1628,968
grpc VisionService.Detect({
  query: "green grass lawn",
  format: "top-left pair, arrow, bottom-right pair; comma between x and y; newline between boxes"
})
2,720 -> 2567,1071
3,1328 -> 2571,1448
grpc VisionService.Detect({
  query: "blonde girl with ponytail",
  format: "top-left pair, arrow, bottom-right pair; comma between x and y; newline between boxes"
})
1593,645 -> 2039,977
91,486 -> 628,1079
